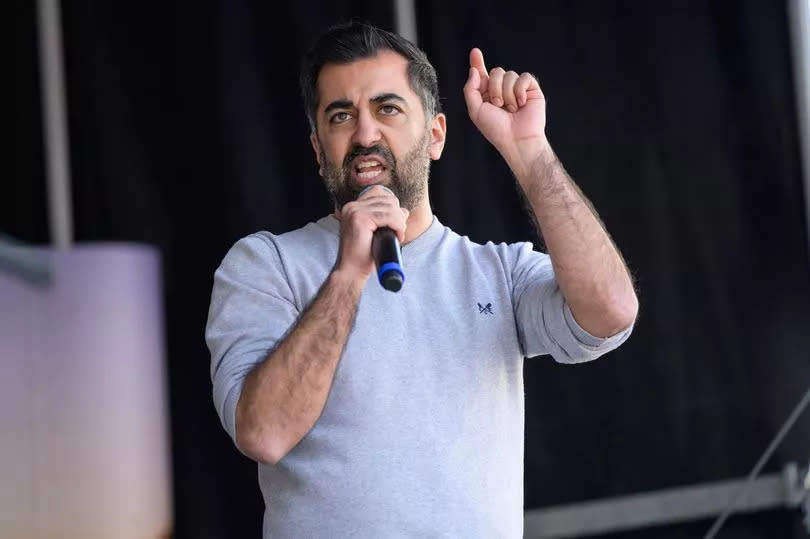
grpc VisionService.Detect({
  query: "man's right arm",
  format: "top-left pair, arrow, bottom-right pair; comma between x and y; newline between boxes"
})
234,267 -> 364,464
233,186 -> 408,465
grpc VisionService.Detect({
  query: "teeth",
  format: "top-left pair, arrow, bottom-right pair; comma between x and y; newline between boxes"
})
358,169 -> 382,179
357,161 -> 382,169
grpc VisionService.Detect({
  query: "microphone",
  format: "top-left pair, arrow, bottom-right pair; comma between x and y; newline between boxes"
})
358,186 -> 405,292
372,227 -> 404,292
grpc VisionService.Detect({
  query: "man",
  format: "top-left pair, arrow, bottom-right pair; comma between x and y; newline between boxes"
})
206,21 -> 637,537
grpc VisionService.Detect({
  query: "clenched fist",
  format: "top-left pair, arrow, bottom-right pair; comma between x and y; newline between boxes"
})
463,48 -> 550,180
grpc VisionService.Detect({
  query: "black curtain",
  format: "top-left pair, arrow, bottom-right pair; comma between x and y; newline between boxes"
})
8,1 -> 810,537
418,1 -> 810,536
9,0 -> 48,243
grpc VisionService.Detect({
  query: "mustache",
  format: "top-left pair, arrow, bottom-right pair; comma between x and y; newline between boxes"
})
342,144 -> 396,170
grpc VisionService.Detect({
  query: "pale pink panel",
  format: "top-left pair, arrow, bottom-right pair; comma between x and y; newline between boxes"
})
0,245 -> 173,539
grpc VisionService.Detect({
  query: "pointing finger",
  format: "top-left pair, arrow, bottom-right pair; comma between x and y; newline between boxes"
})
469,48 -> 489,91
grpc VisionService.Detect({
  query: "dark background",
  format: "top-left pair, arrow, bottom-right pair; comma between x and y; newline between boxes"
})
9,0 -> 810,537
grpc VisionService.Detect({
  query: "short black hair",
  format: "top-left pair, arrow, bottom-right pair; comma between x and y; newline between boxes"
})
300,20 -> 441,132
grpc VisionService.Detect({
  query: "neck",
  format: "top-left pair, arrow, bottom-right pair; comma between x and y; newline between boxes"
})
402,194 -> 433,244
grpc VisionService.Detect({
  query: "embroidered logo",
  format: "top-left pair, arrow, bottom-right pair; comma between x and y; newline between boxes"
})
478,302 -> 494,315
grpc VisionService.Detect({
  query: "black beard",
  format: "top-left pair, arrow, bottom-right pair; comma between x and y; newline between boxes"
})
319,131 -> 431,211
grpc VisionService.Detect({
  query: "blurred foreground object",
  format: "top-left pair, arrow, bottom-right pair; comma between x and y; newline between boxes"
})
0,245 -> 172,538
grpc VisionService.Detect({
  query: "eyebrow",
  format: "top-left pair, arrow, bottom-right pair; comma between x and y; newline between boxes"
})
370,93 -> 407,106
323,93 -> 408,116
323,99 -> 353,115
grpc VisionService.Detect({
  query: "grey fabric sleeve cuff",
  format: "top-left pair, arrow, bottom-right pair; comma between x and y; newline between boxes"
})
563,301 -> 634,349
219,377 -> 255,459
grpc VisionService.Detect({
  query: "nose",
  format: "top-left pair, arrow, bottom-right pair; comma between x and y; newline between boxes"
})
350,109 -> 382,148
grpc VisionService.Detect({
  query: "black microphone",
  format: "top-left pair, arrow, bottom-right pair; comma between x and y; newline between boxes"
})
358,186 -> 405,292
372,227 -> 404,292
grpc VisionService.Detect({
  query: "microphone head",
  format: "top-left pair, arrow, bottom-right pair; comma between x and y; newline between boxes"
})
378,262 -> 404,292
357,184 -> 395,198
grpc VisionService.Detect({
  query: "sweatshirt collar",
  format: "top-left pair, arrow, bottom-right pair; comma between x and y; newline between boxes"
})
316,214 -> 445,257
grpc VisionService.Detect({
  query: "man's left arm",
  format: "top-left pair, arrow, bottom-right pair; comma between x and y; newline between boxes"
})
464,48 -> 638,338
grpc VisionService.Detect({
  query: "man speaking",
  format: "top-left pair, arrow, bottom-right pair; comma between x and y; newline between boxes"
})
206,20 -> 637,537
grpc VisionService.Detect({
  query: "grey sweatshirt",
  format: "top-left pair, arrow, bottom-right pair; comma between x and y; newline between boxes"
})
206,215 -> 633,538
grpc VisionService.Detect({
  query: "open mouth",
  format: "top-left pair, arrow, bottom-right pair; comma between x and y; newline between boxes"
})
353,158 -> 388,183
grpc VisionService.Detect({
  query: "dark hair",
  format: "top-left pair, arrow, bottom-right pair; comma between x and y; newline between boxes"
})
300,21 -> 441,132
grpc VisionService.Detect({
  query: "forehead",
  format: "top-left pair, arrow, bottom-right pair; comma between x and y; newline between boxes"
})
316,50 -> 419,108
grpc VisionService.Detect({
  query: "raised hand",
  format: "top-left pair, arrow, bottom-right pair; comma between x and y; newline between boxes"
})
463,48 -> 549,178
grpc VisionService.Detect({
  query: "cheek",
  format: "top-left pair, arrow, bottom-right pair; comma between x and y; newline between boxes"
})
319,137 -> 349,166
393,130 -> 421,158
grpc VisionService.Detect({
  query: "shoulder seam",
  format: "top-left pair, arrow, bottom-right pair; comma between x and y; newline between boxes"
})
246,232 -> 301,311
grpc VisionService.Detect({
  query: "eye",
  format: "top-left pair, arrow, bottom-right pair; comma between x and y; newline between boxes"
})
330,111 -> 352,124
379,104 -> 400,116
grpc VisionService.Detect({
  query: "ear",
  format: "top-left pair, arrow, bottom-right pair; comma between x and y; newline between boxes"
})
428,113 -> 447,161
310,131 -> 324,176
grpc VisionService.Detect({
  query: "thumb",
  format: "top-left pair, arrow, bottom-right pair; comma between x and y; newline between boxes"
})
463,66 -> 483,119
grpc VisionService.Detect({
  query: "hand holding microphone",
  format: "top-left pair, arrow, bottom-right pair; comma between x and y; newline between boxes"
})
334,185 -> 407,292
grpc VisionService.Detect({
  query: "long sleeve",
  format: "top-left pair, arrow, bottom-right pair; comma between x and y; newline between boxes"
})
205,234 -> 300,444
509,242 -> 634,362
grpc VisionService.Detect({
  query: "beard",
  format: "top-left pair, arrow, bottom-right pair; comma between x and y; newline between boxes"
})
319,129 -> 431,211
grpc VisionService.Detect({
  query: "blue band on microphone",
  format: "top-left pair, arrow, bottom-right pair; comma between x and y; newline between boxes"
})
378,262 -> 404,282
